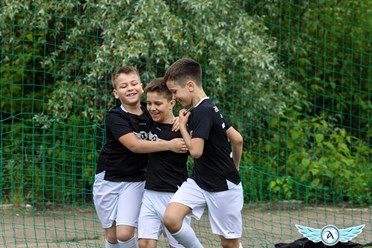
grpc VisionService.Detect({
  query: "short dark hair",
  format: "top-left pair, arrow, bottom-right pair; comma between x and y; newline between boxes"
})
111,66 -> 140,88
164,58 -> 202,87
144,77 -> 173,101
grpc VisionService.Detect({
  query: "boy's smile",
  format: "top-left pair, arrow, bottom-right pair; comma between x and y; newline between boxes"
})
146,91 -> 175,124
113,72 -> 143,106
166,80 -> 191,107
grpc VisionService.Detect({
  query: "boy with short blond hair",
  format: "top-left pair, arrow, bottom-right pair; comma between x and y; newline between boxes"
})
93,67 -> 187,248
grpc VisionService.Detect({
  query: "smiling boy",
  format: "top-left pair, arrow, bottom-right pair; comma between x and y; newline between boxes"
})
138,77 -> 190,248
163,59 -> 244,248
93,67 -> 187,248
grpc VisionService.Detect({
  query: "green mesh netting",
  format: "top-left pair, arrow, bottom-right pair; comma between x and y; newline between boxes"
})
1,0 -> 371,247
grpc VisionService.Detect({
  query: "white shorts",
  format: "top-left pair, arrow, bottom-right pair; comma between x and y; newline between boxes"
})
138,190 -> 191,248
93,171 -> 145,229
170,178 -> 243,239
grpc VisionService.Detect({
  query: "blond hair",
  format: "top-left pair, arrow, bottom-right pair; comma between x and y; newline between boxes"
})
111,66 -> 140,88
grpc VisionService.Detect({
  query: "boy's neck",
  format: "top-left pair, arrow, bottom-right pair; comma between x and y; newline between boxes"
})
162,114 -> 175,125
121,102 -> 142,115
192,92 -> 208,107
192,94 -> 207,107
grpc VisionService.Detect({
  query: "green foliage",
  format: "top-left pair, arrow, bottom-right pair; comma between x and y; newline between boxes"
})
242,111 -> 372,206
248,0 -> 372,139
0,0 -> 109,204
0,117 -> 100,205
0,0 -> 371,208
269,177 -> 294,200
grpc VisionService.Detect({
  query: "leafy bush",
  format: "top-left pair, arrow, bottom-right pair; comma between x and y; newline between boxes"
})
242,112 -> 371,206
1,0 -> 370,208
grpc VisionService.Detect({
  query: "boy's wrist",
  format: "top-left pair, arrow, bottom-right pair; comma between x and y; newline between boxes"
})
179,125 -> 188,134
166,140 -> 171,151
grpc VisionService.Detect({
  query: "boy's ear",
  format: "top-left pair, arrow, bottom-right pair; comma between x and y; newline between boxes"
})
169,98 -> 176,107
113,89 -> 119,99
186,80 -> 195,92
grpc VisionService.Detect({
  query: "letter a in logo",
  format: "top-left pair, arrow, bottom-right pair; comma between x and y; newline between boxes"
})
295,224 -> 365,246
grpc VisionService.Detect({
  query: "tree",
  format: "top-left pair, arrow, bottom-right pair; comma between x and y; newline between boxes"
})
1,0 -> 370,206
247,0 -> 372,141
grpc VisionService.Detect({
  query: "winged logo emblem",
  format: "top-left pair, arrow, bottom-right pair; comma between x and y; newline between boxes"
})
295,224 -> 365,246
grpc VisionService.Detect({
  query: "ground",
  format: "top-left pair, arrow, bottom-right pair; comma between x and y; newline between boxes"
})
0,203 -> 371,247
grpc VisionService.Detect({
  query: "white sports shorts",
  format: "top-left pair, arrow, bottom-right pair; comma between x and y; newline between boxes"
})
138,190 -> 191,248
169,178 -> 243,239
93,171 -> 145,229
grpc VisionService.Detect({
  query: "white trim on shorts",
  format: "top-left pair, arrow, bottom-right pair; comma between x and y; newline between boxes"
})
169,178 -> 244,239
138,189 -> 191,248
93,171 -> 145,229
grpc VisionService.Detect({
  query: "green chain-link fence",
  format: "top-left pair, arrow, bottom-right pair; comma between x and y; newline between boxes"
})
1,0 -> 371,247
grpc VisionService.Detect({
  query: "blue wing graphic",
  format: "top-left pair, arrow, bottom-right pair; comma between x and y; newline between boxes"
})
339,224 -> 365,243
295,224 -> 322,242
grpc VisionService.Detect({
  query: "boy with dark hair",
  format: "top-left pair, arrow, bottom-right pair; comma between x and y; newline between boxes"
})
138,77 -> 190,248
163,59 -> 244,248
93,67 -> 187,248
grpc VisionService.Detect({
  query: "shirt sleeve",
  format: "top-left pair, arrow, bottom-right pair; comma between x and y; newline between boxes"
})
189,106 -> 213,140
106,111 -> 133,140
222,114 -> 231,131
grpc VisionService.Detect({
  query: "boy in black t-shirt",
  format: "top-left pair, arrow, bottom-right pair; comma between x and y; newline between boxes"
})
138,78 -> 190,248
93,67 -> 187,248
163,59 -> 244,248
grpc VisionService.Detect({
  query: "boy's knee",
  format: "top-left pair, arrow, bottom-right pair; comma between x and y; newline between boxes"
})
116,225 -> 135,242
138,239 -> 145,248
163,211 -> 182,233
105,226 -> 117,244
138,239 -> 156,248
116,232 -> 134,242
106,232 -> 117,244
220,237 -> 240,248
164,203 -> 192,233
163,212 -> 175,228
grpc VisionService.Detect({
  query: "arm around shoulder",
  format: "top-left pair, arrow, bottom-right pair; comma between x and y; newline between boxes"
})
118,133 -> 186,153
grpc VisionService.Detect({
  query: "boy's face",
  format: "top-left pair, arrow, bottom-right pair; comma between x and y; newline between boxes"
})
113,72 -> 143,106
166,80 -> 192,107
146,91 -> 175,123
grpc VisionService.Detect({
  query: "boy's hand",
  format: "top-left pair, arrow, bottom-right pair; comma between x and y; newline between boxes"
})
171,117 -> 180,132
168,138 -> 188,153
179,109 -> 191,127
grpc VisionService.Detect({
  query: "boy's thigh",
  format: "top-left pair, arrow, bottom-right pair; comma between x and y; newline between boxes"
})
138,206 -> 162,240
116,181 -> 145,227
206,183 -> 244,239
138,190 -> 173,240
169,178 -> 207,220
138,190 -> 190,248
93,172 -> 124,228
94,174 -> 145,229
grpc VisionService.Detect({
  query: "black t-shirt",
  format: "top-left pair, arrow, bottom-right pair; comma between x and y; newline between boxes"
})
189,98 -> 241,192
145,122 -> 189,192
96,103 -> 152,182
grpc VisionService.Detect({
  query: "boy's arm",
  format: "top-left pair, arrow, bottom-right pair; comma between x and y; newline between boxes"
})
226,126 -> 243,171
179,124 -> 204,159
178,109 -> 204,159
171,116 -> 180,131
119,133 -> 187,153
